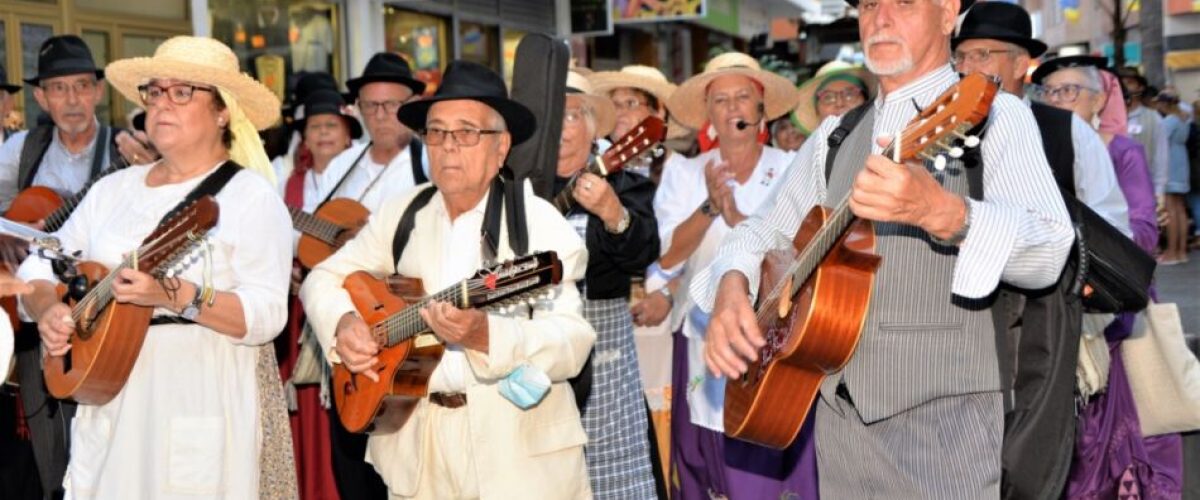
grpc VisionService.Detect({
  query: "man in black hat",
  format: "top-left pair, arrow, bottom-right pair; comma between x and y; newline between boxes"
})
320,53 -> 429,216
0,63 -> 19,142
953,1 -> 1130,234
697,0 -> 1073,497
300,60 -> 594,498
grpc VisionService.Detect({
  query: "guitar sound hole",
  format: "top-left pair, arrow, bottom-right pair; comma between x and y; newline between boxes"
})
63,349 -> 72,373
755,326 -> 788,382
343,379 -> 356,395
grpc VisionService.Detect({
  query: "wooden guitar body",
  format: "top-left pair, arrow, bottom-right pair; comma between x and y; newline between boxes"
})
5,186 -> 63,224
296,198 -> 370,269
43,261 -> 154,405
724,205 -> 881,449
333,271 -> 444,434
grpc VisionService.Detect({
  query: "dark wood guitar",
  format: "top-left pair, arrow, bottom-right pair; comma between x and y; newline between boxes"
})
334,251 -> 563,433
552,116 -> 666,214
292,198 -> 370,269
723,74 -> 999,449
6,158 -> 132,232
42,196 -> 219,405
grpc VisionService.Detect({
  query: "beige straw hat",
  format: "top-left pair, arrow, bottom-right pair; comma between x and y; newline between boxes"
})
667,52 -> 799,130
589,64 -> 691,140
106,36 -> 282,130
566,70 -> 616,138
792,60 -> 876,135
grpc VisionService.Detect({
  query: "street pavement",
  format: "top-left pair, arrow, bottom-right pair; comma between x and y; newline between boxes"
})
1156,248 -> 1199,336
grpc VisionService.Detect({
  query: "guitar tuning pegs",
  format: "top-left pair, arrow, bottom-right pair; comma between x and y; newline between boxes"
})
951,131 -> 981,148
948,147 -> 964,159
933,155 -> 948,171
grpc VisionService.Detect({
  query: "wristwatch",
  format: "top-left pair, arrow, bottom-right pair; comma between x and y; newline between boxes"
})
657,286 -> 673,302
699,199 -> 719,217
181,282 -> 204,321
930,196 -> 972,247
606,208 -> 631,234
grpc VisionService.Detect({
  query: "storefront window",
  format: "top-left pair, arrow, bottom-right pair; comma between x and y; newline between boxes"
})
459,22 -> 499,74
384,7 -> 450,95
502,29 -> 526,87
81,31 -> 112,126
209,0 -> 340,107
21,23 -> 54,126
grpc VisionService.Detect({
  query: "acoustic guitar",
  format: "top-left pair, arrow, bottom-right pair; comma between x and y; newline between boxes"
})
291,198 -> 369,269
334,251 -> 563,433
723,74 -> 999,449
552,116 -> 666,214
43,196 -> 219,405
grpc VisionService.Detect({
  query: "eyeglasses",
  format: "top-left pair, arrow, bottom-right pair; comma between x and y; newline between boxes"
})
816,87 -> 864,106
1038,83 -> 1098,104
137,83 -> 215,106
613,98 -> 648,112
563,108 -> 592,125
42,79 -> 98,99
422,127 -> 503,147
358,100 -> 405,116
952,48 -> 1016,66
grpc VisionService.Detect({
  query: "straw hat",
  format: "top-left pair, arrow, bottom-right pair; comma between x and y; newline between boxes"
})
106,36 -> 281,130
793,61 -> 876,134
590,65 -> 677,107
667,52 -> 799,130
566,70 -> 615,138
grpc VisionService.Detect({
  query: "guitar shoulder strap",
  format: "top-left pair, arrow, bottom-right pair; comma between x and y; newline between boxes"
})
317,143 -> 372,209
410,139 -> 428,184
390,172 -> 528,273
18,125 -> 118,190
154,161 -> 242,227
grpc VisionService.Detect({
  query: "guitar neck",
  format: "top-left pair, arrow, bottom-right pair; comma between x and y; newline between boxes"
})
289,207 -> 342,245
70,260 -> 131,325
552,157 -> 610,214
375,281 -> 466,347
44,159 -> 130,232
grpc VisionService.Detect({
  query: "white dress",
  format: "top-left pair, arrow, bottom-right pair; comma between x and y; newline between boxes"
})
17,163 -> 292,499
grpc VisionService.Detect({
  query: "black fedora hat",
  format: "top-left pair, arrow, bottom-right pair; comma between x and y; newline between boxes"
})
397,60 -> 535,145
846,0 -> 974,12
293,89 -> 363,139
24,35 -> 104,85
0,63 -> 19,93
1031,55 -> 1111,85
289,72 -> 343,105
953,2 -> 1047,58
346,53 -> 426,99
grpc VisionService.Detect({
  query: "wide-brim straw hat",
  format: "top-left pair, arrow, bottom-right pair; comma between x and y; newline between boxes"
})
589,64 -> 690,139
566,70 -> 615,138
793,61 -> 876,134
667,52 -> 799,130
106,36 -> 281,130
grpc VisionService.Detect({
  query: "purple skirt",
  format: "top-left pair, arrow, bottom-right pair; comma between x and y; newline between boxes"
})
669,329 -> 819,499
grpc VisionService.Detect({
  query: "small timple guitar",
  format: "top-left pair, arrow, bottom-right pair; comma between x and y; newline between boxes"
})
43,196 -> 219,405
552,116 -> 666,214
334,251 -> 563,433
723,73 -> 999,449
291,198 -> 370,269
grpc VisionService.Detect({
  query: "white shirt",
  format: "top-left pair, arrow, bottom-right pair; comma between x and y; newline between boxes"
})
656,145 -> 795,431
325,141 -> 420,213
17,163 -> 291,498
1068,112 -> 1132,238
431,194 -> 488,392
0,121 -> 110,211
1128,106 -> 1170,196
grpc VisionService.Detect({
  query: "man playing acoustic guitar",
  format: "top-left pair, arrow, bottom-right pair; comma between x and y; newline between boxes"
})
300,60 -> 596,499
695,0 -> 1074,497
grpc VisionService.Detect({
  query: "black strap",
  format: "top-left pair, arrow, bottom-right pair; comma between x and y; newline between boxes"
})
149,316 -> 196,326
825,103 -> 872,182
317,143 -> 372,208
156,161 -> 242,227
18,125 -> 115,190
410,139 -> 428,184
391,185 -> 439,273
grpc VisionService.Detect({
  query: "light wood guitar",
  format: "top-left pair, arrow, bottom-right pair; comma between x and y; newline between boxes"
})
334,251 -> 563,433
723,74 -> 999,449
292,198 -> 370,269
552,116 -> 666,214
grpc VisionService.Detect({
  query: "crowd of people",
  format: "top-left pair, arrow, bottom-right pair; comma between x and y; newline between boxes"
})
0,0 -> 1196,498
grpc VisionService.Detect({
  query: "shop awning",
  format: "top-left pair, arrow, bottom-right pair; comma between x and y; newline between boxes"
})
1166,50 -> 1200,70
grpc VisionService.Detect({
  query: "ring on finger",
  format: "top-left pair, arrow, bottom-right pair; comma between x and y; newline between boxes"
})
584,180 -> 593,190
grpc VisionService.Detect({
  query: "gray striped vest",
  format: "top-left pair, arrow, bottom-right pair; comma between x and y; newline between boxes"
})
819,107 -> 1001,423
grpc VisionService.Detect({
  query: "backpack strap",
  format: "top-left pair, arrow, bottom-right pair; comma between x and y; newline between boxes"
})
17,125 -> 56,190
391,185 -> 439,273
825,102 -> 872,181
410,139 -> 428,185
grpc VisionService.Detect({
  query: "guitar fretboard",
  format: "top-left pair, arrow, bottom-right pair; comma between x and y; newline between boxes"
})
375,283 -> 466,347
289,208 -> 343,245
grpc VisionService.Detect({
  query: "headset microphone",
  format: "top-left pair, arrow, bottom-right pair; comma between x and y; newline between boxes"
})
735,102 -> 767,130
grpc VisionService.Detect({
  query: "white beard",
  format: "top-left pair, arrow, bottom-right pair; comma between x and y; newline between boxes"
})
864,34 -> 914,77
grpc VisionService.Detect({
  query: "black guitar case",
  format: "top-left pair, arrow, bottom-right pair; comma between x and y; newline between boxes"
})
506,33 -> 568,200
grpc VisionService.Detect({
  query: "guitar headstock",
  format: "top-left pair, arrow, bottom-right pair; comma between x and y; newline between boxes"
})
466,251 -> 562,310
137,196 -> 220,276
598,116 -> 667,175
892,73 -> 998,168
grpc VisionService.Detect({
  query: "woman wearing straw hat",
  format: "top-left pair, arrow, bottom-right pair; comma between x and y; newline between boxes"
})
792,61 -> 875,138
19,36 -> 295,498
658,51 -> 814,499
554,70 -> 660,499
589,64 -> 685,184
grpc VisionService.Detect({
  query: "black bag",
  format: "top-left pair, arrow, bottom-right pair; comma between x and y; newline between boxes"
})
1067,196 -> 1157,313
